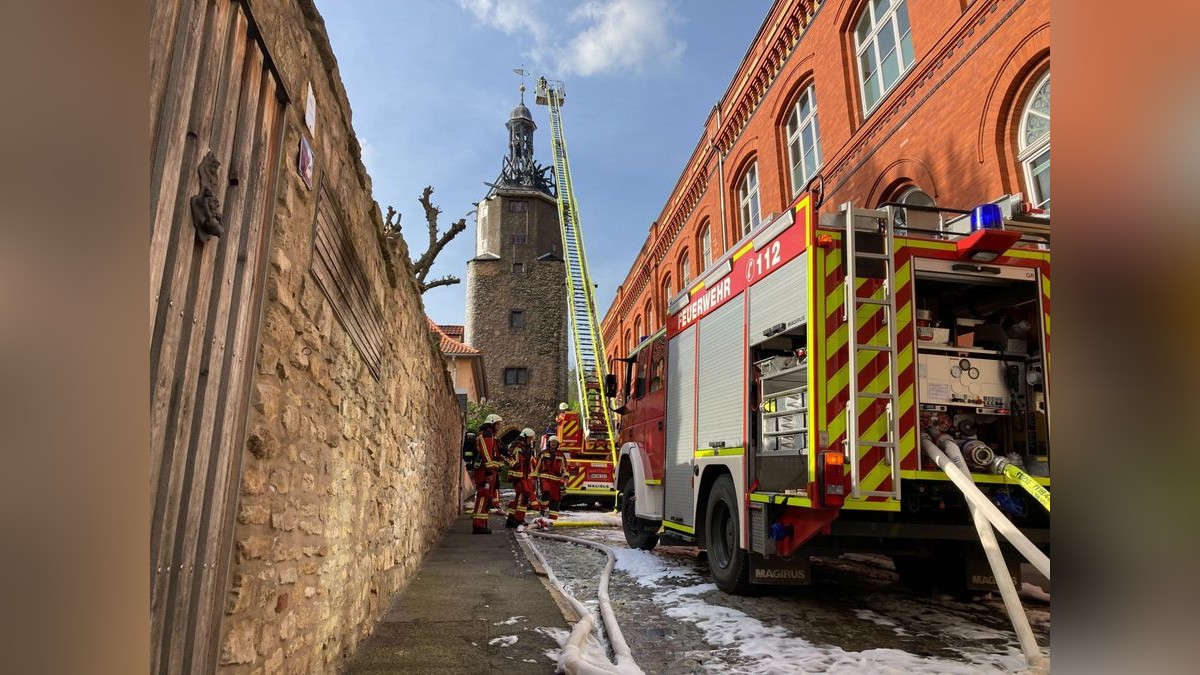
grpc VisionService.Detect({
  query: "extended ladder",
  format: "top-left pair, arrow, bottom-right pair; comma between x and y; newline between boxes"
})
535,78 -> 617,462
841,203 -> 902,499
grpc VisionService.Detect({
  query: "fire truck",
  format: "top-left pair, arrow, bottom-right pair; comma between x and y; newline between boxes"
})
608,192 -> 1051,593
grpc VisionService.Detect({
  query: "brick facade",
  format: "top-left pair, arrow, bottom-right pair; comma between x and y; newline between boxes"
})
600,0 -> 1049,357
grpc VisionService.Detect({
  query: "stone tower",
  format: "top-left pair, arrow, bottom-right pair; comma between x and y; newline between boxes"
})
464,87 -> 567,433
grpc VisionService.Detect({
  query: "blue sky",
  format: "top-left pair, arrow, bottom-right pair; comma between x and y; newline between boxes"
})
319,0 -> 773,327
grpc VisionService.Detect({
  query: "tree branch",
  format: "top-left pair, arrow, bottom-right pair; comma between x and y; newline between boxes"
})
384,185 -> 468,294
420,274 -> 461,292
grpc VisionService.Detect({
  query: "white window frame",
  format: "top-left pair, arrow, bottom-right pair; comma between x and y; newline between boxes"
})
854,0 -> 915,115
1018,72 -> 1050,210
786,83 -> 822,197
679,252 -> 691,286
738,162 -> 761,235
699,224 -> 712,271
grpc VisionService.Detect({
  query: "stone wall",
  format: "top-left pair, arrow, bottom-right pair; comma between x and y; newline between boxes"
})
465,189 -> 567,433
217,2 -> 464,673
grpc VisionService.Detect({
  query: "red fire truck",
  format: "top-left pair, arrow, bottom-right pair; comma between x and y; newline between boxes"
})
607,193 -> 1050,593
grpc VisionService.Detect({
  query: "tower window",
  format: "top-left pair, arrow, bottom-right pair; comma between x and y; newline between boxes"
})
504,367 -> 529,385
509,234 -> 528,244
509,200 -> 528,212
509,310 -> 525,329
512,262 -> 524,274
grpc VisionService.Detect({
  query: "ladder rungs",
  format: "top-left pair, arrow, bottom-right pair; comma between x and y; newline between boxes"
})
853,297 -> 891,306
854,252 -> 891,261
854,344 -> 892,352
853,440 -> 895,448
853,392 -> 894,400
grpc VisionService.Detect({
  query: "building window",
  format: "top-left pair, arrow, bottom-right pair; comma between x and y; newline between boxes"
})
661,276 -> 673,324
509,233 -> 528,245
738,162 -> 761,235
679,251 -> 691,286
511,262 -> 524,274
643,299 -> 655,332
1019,72 -> 1050,210
509,310 -> 524,329
633,316 -> 642,343
786,84 -> 822,196
699,222 -> 712,270
504,367 -> 529,385
509,200 -> 527,213
894,186 -> 938,231
854,0 -> 914,114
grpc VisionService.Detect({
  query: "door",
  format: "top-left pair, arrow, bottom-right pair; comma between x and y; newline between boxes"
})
150,1 -> 287,672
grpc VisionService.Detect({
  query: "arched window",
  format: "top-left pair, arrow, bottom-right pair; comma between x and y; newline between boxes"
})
1019,72 -> 1050,209
624,329 -> 632,357
633,316 -> 642,344
643,299 -> 655,332
738,162 -> 761,235
698,222 -> 712,271
661,275 -> 673,326
893,185 -> 938,231
679,251 -> 691,286
854,0 -> 914,113
786,83 -> 822,196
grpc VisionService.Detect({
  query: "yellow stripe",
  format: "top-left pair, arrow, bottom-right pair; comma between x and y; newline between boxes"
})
689,280 -> 705,294
748,493 -> 812,507
695,447 -> 745,458
731,242 -> 755,261
900,470 -> 1051,486
662,521 -> 695,534
841,498 -> 900,512
644,479 -> 662,485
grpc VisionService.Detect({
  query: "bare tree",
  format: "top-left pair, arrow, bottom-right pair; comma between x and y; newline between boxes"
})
383,185 -> 466,294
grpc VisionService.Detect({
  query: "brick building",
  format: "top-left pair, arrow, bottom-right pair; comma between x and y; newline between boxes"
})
601,0 -> 1049,358
465,91 -> 569,431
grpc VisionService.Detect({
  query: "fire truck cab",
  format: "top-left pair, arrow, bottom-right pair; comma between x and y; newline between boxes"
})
609,193 -> 1050,594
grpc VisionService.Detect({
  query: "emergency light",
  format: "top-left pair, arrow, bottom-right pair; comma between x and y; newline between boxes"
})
957,203 -> 1020,262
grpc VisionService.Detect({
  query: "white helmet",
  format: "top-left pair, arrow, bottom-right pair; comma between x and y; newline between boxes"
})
558,402 -> 569,411
521,427 -> 536,438
548,435 -> 559,444
484,414 -> 503,425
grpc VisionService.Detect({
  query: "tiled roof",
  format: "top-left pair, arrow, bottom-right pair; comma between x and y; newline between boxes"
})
440,324 -> 465,339
427,317 -> 480,356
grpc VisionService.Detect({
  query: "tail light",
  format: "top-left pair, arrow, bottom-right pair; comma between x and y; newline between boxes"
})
820,450 -> 846,507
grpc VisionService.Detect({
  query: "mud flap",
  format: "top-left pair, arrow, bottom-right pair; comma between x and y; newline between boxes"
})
748,552 -> 811,585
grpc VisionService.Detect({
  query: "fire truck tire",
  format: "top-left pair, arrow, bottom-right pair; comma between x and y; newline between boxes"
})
705,475 -> 751,594
621,480 -> 659,551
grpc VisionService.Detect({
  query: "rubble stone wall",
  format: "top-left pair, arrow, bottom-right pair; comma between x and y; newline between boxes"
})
217,2 -> 464,673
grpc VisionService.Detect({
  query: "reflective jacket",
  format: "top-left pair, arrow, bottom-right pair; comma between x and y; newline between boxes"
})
534,448 -> 569,483
507,441 -> 533,479
475,433 -> 502,471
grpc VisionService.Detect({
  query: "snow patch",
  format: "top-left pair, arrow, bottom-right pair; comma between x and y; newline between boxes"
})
488,635 -> 518,647
612,548 -> 697,588
493,615 -> 525,626
535,626 -> 569,662
1021,581 -> 1051,603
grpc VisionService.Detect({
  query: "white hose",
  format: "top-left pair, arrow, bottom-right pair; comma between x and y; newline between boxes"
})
970,501 -> 1045,670
531,530 -> 642,674
521,532 -> 618,674
920,435 -> 1050,579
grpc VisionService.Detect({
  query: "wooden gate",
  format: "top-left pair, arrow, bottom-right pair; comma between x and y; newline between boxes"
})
151,0 -> 287,672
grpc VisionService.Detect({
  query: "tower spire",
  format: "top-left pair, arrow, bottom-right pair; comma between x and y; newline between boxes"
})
490,71 -> 554,196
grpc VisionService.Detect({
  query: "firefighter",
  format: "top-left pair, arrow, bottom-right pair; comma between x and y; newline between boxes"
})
532,435 -> 569,529
471,414 -> 504,534
505,427 -> 537,530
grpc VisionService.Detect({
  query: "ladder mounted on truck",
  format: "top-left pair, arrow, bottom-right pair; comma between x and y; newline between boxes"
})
841,203 -> 902,500
534,77 -> 618,463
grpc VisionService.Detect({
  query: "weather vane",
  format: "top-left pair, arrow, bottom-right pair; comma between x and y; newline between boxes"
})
513,65 -> 526,102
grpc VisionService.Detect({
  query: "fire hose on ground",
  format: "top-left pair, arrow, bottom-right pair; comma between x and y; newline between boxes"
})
522,529 -> 643,675
921,430 -> 1049,672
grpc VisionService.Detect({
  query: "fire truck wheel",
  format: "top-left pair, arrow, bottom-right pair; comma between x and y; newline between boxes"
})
621,480 -> 659,551
705,474 -> 751,594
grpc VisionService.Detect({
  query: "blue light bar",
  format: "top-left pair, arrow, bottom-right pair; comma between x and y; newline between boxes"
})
970,203 -> 1004,231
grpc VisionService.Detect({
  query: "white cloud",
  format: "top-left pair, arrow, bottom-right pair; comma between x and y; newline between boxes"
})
557,0 -> 685,77
457,0 -> 548,43
457,0 -> 685,78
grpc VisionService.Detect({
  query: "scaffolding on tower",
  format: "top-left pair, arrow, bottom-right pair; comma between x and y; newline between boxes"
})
534,77 -> 619,491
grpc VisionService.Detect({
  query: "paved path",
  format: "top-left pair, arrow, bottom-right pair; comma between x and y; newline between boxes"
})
342,513 -> 570,674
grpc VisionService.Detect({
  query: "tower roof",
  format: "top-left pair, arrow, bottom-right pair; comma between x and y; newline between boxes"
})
509,102 -> 534,124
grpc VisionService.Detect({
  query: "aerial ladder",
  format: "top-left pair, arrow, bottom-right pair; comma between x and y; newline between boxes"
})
534,77 -> 619,491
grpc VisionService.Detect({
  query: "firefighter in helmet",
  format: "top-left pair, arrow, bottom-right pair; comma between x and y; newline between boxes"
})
532,435 -> 569,529
471,414 -> 504,534
505,427 -> 537,530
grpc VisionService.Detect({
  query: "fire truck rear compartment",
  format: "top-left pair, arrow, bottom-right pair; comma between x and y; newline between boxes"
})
750,325 -> 809,493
